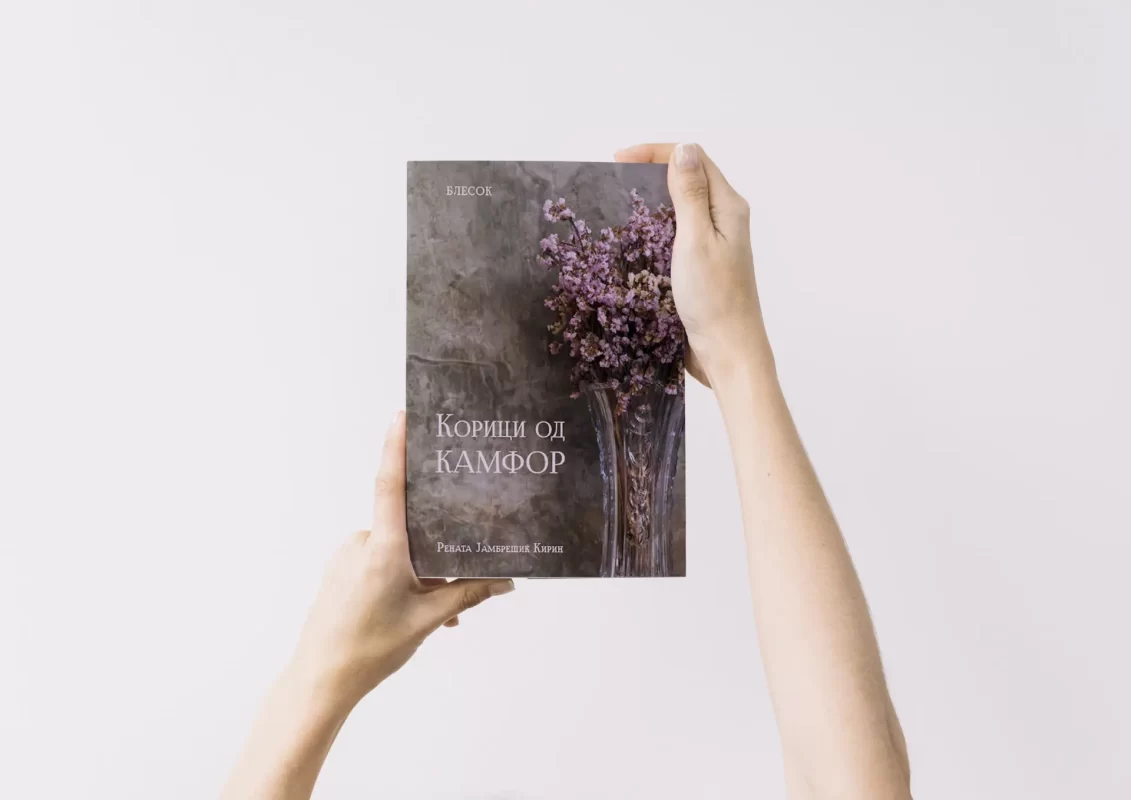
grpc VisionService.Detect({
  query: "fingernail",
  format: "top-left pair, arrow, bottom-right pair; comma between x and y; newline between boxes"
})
488,579 -> 515,597
674,142 -> 699,170
389,410 -> 404,429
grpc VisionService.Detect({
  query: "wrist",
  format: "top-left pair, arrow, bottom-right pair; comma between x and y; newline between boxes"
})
279,654 -> 365,724
695,322 -> 777,391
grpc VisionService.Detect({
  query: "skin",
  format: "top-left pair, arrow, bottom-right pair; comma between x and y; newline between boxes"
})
223,143 -> 911,800
617,142 -> 911,799
221,412 -> 515,800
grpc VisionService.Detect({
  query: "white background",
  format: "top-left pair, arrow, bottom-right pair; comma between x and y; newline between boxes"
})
1,2 -> 1128,798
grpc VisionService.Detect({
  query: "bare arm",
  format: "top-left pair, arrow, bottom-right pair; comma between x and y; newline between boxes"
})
220,668 -> 350,800
618,143 -> 911,799
712,355 -> 910,799
221,413 -> 515,800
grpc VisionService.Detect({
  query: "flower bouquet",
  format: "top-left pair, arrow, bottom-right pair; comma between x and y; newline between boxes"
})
538,190 -> 686,576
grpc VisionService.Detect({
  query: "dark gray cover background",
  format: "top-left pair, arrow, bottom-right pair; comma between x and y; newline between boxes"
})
406,162 -> 686,577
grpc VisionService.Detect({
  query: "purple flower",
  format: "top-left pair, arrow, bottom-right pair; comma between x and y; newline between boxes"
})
539,190 -> 685,412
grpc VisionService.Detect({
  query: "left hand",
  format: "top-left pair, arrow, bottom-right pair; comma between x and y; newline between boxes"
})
287,411 -> 515,710
615,143 -> 771,389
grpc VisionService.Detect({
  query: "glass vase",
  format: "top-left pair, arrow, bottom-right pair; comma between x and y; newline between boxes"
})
584,382 -> 685,577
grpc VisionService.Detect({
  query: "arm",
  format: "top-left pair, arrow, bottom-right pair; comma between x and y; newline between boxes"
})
219,667 -> 350,800
221,412 -> 515,800
617,143 -> 911,799
713,352 -> 911,800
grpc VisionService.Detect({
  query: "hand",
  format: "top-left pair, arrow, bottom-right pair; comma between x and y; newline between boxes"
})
287,411 -> 515,710
615,143 -> 773,386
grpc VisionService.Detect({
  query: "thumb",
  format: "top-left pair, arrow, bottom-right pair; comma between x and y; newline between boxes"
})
371,411 -> 407,544
419,578 -> 515,629
667,142 -> 713,237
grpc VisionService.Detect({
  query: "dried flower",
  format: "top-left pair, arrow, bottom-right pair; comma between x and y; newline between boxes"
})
540,190 -> 684,413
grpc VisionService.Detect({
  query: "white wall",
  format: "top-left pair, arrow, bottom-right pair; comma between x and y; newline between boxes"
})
1,2 -> 1128,798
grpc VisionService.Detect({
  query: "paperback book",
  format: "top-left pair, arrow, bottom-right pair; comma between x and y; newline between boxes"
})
406,161 -> 686,578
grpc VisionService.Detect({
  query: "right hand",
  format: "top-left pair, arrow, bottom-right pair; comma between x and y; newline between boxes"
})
615,143 -> 772,386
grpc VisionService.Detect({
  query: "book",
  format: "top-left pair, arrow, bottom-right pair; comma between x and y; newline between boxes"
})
406,162 -> 686,578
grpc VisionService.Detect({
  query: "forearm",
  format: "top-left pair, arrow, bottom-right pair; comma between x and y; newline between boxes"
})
707,340 -> 910,799
219,412 -> 511,799
222,664 -> 354,800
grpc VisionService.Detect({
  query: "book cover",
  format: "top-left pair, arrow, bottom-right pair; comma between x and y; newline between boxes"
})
406,162 -> 686,578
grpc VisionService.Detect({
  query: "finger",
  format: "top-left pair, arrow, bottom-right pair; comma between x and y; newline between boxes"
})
668,143 -> 715,239
419,578 -> 515,630
418,578 -> 452,625
614,143 -> 675,163
371,410 -> 408,548
618,142 -> 741,202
